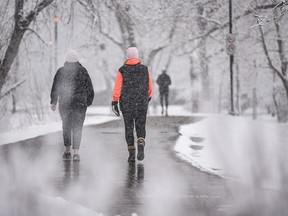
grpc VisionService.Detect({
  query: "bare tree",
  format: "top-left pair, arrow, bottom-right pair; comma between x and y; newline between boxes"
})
252,1 -> 288,28
259,21 -> 288,122
0,0 -> 55,95
77,0 -> 178,88
197,4 -> 210,103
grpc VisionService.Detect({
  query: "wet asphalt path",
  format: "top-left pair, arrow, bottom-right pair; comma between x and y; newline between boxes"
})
0,116 -> 228,216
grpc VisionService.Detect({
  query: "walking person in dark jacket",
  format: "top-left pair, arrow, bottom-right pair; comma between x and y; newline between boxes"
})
111,47 -> 153,163
50,50 -> 94,161
156,69 -> 171,116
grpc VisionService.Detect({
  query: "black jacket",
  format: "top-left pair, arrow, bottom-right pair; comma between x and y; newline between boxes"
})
119,63 -> 149,113
156,73 -> 171,94
50,62 -> 94,110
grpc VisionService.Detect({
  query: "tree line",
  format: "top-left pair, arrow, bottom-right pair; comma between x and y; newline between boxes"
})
0,0 -> 287,127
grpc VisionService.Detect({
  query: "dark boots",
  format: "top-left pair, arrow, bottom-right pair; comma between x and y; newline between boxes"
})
127,137 -> 145,163
128,145 -> 136,163
137,137 -> 145,161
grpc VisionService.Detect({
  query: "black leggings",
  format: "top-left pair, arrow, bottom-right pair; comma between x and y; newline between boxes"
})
122,110 -> 147,145
59,107 -> 87,149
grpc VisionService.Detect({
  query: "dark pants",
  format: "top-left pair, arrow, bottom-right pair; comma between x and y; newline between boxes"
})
59,107 -> 87,149
160,92 -> 169,108
122,109 -> 147,146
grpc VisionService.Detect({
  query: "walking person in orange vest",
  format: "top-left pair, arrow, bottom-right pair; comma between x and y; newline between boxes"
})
111,47 -> 153,163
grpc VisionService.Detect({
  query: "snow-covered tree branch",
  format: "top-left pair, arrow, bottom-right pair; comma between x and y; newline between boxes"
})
252,1 -> 288,28
0,0 -> 54,95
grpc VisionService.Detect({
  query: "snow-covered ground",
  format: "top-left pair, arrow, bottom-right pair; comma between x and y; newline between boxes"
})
0,105 -> 196,145
175,114 -> 287,189
2,104 -> 288,214
175,113 -> 288,214
3,105 -> 286,192
0,105 -> 197,216
5,105 -> 284,191
0,106 -> 117,145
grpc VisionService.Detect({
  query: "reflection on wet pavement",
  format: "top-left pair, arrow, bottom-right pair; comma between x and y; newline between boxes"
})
126,163 -> 144,189
59,161 -> 81,191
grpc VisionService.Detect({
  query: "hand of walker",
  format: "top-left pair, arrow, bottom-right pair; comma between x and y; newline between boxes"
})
51,103 -> 57,111
111,101 -> 120,116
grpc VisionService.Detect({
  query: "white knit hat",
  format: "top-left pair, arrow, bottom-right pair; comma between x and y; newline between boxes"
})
66,50 -> 79,62
126,47 -> 139,59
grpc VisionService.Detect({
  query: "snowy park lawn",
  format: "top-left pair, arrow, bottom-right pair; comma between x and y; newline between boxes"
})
0,105 -> 193,145
175,114 -> 288,190
0,106 -> 117,145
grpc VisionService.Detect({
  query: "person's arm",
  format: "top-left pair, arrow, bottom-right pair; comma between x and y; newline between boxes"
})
111,71 -> 123,116
50,70 -> 61,110
168,76 -> 171,85
112,71 -> 123,102
85,70 -> 94,106
148,71 -> 153,99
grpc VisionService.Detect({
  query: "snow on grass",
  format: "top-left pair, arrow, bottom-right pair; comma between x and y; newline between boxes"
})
175,114 -> 288,190
148,105 -> 193,116
0,106 -> 117,145
0,105 -> 195,145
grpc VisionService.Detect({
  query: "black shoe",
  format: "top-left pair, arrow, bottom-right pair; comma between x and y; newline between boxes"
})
128,153 -> 136,163
73,154 -> 80,162
63,152 -> 72,161
137,138 -> 145,161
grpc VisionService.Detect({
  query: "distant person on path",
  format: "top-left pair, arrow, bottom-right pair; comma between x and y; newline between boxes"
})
156,69 -> 171,116
50,50 -> 94,162
111,47 -> 153,163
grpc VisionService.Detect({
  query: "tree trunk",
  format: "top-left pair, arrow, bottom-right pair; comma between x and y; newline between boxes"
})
235,62 -> 240,114
12,92 -> 16,114
259,24 -> 288,122
217,70 -> 225,113
0,0 -> 54,95
189,54 -> 199,112
252,88 -> 257,120
197,5 -> 210,105
112,0 -> 136,49
199,46 -> 210,101
0,29 -> 25,95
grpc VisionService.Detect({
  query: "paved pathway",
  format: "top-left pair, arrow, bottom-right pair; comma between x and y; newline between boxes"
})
0,116 -> 228,216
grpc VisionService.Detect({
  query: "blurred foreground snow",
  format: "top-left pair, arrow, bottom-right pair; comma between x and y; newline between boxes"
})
175,114 -> 288,215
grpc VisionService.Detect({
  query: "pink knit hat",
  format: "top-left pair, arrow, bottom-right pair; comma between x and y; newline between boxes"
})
66,50 -> 79,62
126,47 -> 139,59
